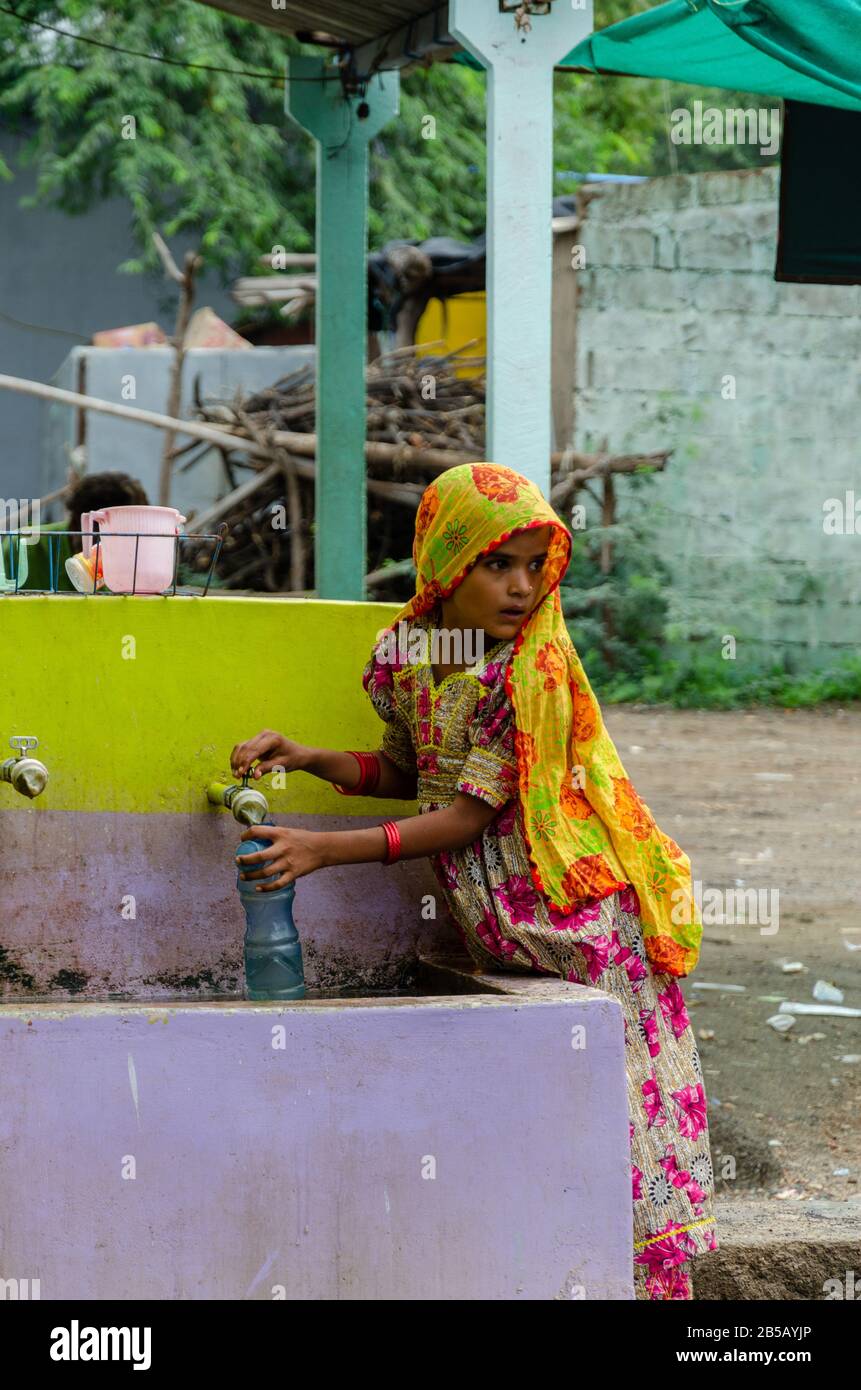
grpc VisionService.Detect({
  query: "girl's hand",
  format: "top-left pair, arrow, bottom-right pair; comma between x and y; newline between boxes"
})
230,730 -> 308,780
236,824 -> 328,890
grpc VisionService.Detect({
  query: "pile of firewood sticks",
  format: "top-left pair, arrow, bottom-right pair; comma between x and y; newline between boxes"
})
185,342 -> 670,598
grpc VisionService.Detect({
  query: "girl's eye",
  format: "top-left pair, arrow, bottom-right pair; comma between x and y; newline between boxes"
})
487,556 -> 544,572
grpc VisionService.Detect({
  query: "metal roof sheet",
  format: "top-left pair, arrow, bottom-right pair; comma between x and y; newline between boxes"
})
194,0 -> 443,46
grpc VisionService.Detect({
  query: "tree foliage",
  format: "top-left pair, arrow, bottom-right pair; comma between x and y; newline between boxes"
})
0,0 -> 774,280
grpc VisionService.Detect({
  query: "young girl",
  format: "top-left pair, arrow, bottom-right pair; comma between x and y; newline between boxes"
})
231,461 -> 718,1301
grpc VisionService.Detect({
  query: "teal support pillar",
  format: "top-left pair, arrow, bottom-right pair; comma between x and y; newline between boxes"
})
449,1 -> 593,497
286,58 -> 399,599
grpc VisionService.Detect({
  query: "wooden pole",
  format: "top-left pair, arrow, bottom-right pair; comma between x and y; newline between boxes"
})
154,232 -> 202,506
0,373 -> 273,460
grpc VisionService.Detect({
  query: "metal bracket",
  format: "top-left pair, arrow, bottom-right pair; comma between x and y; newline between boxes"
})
9,735 -> 38,754
499,1 -> 552,11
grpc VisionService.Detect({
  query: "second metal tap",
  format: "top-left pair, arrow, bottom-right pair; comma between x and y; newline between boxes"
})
207,776 -> 268,826
1,735 -> 49,799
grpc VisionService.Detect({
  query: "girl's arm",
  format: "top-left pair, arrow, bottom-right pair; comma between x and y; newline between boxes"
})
231,731 -> 417,799
238,793 -> 499,890
303,746 -> 417,801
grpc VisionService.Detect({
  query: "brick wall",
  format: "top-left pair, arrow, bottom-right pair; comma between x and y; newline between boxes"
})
572,167 -> 861,667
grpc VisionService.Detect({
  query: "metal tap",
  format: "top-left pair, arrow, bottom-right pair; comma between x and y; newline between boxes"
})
1,735 -> 49,799
207,772 -> 268,826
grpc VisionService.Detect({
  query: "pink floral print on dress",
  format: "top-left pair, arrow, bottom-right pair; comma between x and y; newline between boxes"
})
493,874 -> 538,927
671,1083 -> 708,1141
658,979 -> 691,1039
638,1006 -> 661,1058
642,1068 -> 668,1129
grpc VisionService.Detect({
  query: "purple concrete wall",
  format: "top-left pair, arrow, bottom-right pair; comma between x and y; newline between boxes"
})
0,810 -> 460,999
0,988 -> 633,1300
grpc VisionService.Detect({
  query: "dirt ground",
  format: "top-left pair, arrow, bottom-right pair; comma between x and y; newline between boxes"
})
603,702 -> 861,1204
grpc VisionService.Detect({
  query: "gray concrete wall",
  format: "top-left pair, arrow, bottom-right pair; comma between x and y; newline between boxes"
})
573,167 -> 861,667
0,128 -> 238,501
43,346 -> 315,519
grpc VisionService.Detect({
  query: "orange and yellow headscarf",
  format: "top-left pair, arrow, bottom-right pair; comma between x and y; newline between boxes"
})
379,462 -> 702,978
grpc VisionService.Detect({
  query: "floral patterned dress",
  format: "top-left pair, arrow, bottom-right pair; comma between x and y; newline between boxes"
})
363,607 -> 718,1300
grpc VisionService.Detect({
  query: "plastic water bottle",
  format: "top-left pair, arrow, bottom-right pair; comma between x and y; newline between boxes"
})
236,835 -> 305,1000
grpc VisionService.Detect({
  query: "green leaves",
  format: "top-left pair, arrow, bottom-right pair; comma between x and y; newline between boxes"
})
0,0 -> 304,278
0,0 -> 773,284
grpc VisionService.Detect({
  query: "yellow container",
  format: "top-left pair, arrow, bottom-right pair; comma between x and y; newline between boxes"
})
415,291 -> 486,378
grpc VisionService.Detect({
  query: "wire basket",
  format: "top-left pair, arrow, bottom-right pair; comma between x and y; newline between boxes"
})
0,525 -> 227,596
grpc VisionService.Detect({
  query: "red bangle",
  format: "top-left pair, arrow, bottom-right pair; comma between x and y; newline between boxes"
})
333,751 -> 381,796
381,820 -> 401,865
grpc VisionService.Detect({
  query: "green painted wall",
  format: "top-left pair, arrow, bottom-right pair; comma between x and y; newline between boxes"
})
0,597 -> 407,816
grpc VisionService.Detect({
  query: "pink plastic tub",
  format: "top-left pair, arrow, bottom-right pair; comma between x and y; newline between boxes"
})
83,505 -> 186,595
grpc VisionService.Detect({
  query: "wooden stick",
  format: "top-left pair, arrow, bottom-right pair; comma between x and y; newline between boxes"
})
158,238 -> 202,505
278,450 -> 305,592
0,373 -> 274,461
0,369 -> 472,484
550,451 -> 671,505
258,252 -> 317,268
268,429 -> 480,473
188,454 -> 422,537
188,462 -> 285,532
152,231 -> 184,286
35,482 -> 72,510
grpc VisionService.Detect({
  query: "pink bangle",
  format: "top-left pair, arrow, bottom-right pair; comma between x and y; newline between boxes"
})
381,820 -> 402,865
333,751 -> 381,796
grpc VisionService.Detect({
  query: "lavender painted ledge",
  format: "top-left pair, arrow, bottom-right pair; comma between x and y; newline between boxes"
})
0,971 -> 634,1300
0,810 -> 460,999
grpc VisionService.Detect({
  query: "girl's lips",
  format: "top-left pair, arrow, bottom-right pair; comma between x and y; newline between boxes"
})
499,609 -> 526,619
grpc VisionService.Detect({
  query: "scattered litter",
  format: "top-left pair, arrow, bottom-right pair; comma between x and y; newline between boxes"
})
844,940 -> 861,953
774,1187 -> 805,1200
780,961 -> 804,974
778,1002 -> 861,1018
840,928 -> 861,935
833,1168 -> 851,1177
735,847 -> 774,865
813,980 -> 844,1004
758,994 -> 788,1003
184,306 -> 252,350
692,982 -> 746,993
767,1013 -> 795,1032
768,1139 -> 783,1148
838,1054 -> 861,1064
795,1033 -> 827,1045
628,745 -> 644,754
698,1029 -> 715,1040
92,320 -> 166,348
753,772 -> 793,781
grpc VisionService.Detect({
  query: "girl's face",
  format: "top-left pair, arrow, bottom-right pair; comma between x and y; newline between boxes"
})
441,525 -> 553,642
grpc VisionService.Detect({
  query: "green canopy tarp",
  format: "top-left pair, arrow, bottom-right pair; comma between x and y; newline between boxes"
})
560,0 -> 861,112
455,2 -> 861,282
558,1 -> 861,285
